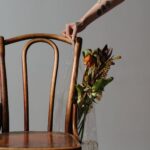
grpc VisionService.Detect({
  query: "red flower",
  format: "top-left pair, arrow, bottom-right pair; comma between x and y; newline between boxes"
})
83,54 -> 95,67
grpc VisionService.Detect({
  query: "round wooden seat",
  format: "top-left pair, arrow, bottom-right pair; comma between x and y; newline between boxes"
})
0,131 -> 81,150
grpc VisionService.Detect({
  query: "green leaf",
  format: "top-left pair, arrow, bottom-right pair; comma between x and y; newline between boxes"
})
92,77 -> 114,92
76,84 -> 84,104
91,92 -> 97,97
82,49 -> 91,57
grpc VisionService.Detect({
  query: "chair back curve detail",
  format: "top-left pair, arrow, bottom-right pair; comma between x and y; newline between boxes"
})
0,34 -> 82,134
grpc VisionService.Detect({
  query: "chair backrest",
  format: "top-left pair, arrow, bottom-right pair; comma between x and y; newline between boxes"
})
0,33 -> 82,133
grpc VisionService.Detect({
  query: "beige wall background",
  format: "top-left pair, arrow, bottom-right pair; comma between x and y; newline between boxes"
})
0,0 -> 150,150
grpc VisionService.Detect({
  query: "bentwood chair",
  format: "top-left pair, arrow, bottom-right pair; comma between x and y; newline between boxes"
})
0,33 -> 82,150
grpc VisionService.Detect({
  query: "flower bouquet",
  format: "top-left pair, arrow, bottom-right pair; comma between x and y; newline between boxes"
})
75,45 -> 121,141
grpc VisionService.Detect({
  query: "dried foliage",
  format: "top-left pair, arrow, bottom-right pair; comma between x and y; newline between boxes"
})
75,45 -> 121,141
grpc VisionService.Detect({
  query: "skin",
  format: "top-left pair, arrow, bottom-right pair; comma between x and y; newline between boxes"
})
61,0 -> 125,45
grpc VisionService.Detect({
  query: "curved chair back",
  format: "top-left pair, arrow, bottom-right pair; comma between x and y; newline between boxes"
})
0,33 -> 82,133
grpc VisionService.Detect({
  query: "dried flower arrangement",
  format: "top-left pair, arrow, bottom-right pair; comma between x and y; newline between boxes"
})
75,45 -> 121,141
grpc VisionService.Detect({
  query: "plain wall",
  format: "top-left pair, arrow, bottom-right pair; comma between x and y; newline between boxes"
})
0,0 -> 150,150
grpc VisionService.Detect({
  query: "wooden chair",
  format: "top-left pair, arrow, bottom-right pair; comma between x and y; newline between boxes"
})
0,33 -> 82,150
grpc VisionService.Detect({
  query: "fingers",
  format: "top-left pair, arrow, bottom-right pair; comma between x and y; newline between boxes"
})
61,29 -> 71,40
72,25 -> 77,44
66,24 -> 72,41
61,30 -> 66,36
61,23 -> 78,45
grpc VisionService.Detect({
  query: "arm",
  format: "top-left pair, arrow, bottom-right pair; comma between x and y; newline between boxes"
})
79,0 -> 125,28
62,0 -> 125,44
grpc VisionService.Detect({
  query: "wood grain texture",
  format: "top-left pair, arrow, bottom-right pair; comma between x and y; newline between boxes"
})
0,131 -> 81,150
0,34 -> 82,150
22,38 -> 59,132
65,37 -> 82,133
72,104 -> 78,141
4,33 -> 72,45
0,103 -> 2,130
0,37 -> 9,132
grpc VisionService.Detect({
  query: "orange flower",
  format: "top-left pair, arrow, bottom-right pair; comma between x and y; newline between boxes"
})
83,54 -> 95,67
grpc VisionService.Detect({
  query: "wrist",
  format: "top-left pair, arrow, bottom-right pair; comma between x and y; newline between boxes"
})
78,18 -> 86,26
77,19 -> 87,30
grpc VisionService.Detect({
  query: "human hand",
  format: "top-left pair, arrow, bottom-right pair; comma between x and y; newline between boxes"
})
61,21 -> 86,45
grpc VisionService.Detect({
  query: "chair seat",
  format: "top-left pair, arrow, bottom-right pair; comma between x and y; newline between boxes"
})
0,131 -> 81,150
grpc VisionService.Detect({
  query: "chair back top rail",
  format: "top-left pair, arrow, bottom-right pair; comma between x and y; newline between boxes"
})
0,34 -> 82,134
4,33 -> 72,45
